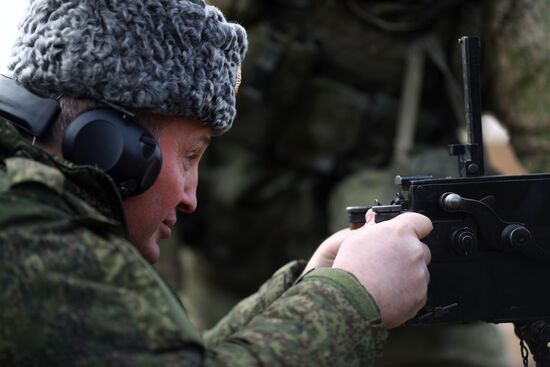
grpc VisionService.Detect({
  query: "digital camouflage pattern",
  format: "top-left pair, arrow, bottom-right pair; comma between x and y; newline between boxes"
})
484,1 -> 550,172
203,266 -> 388,366
177,0 -> 548,366
0,120 -> 388,366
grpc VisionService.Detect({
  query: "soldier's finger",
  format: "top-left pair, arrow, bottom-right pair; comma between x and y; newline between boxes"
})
421,242 -> 431,265
425,266 -> 430,285
364,209 -> 375,226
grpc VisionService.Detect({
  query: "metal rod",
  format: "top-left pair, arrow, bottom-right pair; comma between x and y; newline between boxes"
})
459,36 -> 485,176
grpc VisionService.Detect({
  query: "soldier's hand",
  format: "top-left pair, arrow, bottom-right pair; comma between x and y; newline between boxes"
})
332,212 -> 432,328
302,210 -> 376,274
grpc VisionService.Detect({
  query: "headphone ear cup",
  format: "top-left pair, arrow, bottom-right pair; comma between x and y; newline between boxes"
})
62,108 -> 162,197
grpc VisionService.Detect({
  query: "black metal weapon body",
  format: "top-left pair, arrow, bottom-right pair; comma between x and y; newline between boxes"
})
348,36 -> 550,366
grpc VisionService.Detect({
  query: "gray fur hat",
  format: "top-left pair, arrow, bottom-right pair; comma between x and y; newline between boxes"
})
9,0 -> 247,134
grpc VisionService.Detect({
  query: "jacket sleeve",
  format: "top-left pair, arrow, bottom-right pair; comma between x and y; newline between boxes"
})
203,260 -> 307,344
202,262 -> 388,366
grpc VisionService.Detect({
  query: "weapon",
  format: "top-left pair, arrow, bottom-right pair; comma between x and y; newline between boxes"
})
347,36 -> 550,367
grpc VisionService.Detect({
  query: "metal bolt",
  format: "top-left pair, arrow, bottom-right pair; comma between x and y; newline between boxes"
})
467,163 -> 479,174
459,233 -> 474,247
509,226 -> 532,249
452,227 -> 477,256
442,193 -> 462,210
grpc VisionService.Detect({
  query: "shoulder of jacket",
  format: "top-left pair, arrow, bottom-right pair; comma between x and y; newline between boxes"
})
3,157 -> 65,194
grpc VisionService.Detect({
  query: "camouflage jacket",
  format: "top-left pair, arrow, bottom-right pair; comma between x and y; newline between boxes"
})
0,121 -> 387,366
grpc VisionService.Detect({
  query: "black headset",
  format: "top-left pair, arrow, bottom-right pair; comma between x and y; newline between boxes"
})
0,75 -> 162,198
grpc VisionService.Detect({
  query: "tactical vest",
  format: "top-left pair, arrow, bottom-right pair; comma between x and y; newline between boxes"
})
213,0 -> 480,173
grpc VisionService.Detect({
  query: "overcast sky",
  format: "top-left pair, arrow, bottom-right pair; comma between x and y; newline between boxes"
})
0,2 -> 29,74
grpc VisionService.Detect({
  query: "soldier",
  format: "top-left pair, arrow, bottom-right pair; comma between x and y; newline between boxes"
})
0,0 -> 433,365
180,0 -> 549,366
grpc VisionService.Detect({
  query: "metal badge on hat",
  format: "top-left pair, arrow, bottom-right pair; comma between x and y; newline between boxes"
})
234,65 -> 242,95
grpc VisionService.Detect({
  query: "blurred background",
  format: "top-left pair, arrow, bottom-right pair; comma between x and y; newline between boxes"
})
2,1 -> 548,366
0,2 -> 27,74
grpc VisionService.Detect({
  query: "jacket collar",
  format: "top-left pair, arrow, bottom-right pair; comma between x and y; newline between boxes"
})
0,119 -> 128,237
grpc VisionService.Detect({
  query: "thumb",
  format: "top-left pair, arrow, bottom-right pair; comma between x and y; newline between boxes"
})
392,212 -> 433,239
